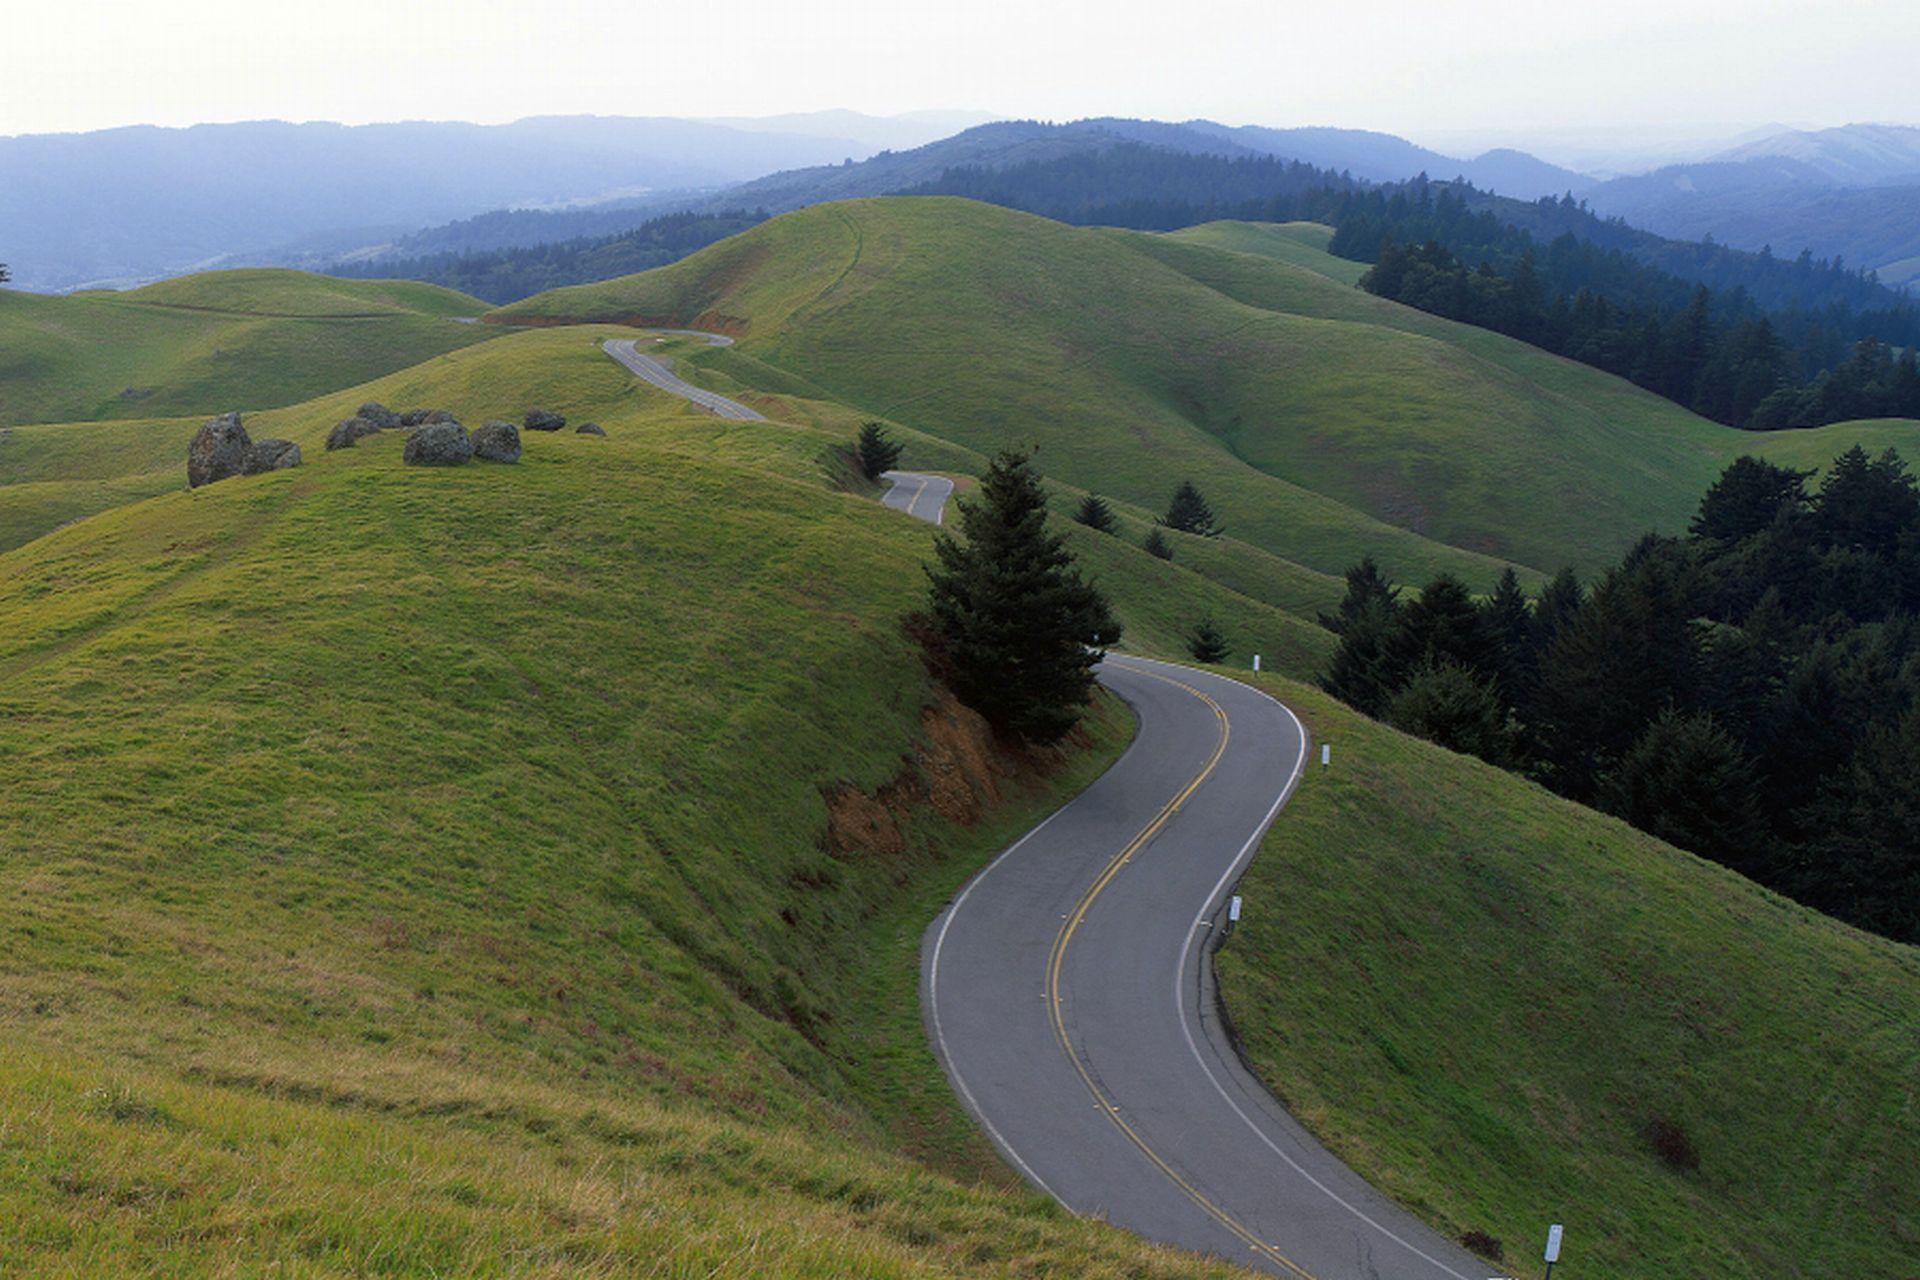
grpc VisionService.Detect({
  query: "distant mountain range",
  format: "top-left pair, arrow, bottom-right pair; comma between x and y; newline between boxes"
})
1582,123 -> 1920,289
7,112 -> 1915,296
0,114 -> 953,291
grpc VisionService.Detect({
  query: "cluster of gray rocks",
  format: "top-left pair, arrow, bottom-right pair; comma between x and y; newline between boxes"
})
324,402 -> 606,467
186,412 -> 303,488
188,401 -> 607,487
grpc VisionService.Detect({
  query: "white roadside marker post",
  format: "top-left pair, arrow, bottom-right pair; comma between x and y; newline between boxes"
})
1543,1223 -> 1563,1280
1321,743 -> 1331,769
1251,653 -> 1261,672
1226,894 -> 1242,935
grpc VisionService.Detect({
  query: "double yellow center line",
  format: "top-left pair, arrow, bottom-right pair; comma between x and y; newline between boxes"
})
1045,659 -> 1318,1280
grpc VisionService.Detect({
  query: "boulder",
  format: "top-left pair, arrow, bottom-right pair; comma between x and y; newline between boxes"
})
357,401 -> 401,429
523,408 -> 567,432
471,420 -> 522,463
403,421 -> 473,466
243,439 -> 303,474
398,409 -> 431,427
325,416 -> 382,450
187,412 -> 251,488
574,421 -> 606,437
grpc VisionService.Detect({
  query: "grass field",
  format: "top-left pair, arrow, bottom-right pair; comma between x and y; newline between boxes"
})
0,269 -> 493,427
497,199 -> 1919,584
0,325 -> 1305,1276
5,210 -> 1918,1278
1215,678 -> 1920,1280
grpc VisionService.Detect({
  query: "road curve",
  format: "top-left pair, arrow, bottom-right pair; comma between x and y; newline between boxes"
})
601,336 -> 765,421
882,470 -> 953,525
923,656 -> 1491,1280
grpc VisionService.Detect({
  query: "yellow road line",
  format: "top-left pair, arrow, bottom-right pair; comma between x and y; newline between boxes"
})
1046,658 -> 1320,1280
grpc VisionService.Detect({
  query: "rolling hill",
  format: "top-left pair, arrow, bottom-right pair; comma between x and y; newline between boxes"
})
0,315 -> 1912,1277
0,270 -> 493,427
493,198 -> 1918,584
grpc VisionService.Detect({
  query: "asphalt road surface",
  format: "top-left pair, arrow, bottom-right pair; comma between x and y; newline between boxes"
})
924,656 -> 1494,1280
882,470 -> 954,524
601,336 -> 764,421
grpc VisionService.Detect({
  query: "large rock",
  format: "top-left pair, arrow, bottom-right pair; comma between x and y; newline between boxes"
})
399,408 -> 457,428
471,420 -> 522,463
574,421 -> 606,437
325,416 -> 382,450
187,412 -> 251,488
523,408 -> 567,432
403,421 -> 473,466
243,439 -> 303,474
357,401 -> 401,429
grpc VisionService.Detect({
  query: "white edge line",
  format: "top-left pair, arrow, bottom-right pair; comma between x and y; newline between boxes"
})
927,803 -> 1074,1200
1137,656 -> 1479,1280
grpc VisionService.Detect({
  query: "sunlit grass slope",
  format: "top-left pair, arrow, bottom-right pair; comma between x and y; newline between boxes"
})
0,326 -> 1331,1274
1214,677 -> 1920,1280
0,269 -> 493,426
498,200 -> 1919,581
1166,221 -> 1368,285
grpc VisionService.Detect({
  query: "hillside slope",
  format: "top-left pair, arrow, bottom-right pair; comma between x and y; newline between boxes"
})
0,269 -> 492,426
495,199 -> 1918,582
1218,679 -> 1919,1279
0,326 -> 1288,1277
4,320 -> 1915,1278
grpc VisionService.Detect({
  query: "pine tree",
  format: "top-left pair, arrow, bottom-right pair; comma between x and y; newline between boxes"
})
1319,556 -> 1399,634
1160,480 -> 1222,537
1075,493 -> 1116,533
1186,618 -> 1230,664
0,263 -> 10,285
855,422 -> 903,480
1597,710 -> 1771,878
1386,661 -> 1516,766
1481,567 -> 1533,695
1387,574 -> 1496,681
1690,456 -> 1810,543
1321,598 -> 1399,717
1142,527 -> 1173,560
924,450 -> 1120,744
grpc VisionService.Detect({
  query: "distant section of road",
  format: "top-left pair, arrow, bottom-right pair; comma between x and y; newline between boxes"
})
601,336 -> 763,421
882,470 -> 953,525
924,656 -> 1492,1280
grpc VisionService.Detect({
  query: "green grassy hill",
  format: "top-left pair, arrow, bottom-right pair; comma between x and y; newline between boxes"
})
2,316 -> 1913,1277
0,270 -> 492,427
496,199 -> 1919,584
1217,677 -> 1919,1279
0,325 -> 1285,1277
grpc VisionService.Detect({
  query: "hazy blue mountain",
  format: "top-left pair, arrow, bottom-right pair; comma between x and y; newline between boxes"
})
0,115 -> 885,291
1711,123 -> 1920,186
692,109 -> 999,154
1583,145 -> 1920,289
1179,123 -> 1591,198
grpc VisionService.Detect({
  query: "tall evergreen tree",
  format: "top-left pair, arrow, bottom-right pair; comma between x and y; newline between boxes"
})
855,422 -> 903,480
1142,527 -> 1173,560
924,450 -> 1120,744
1387,661 -> 1516,766
1321,598 -> 1400,717
1813,446 -> 1919,557
1074,493 -> 1117,533
1481,567 -> 1534,695
1319,556 -> 1400,634
1186,618 -> 1230,664
1690,457 -> 1810,543
1160,480 -> 1222,537
1597,710 -> 1772,878
1387,574 -> 1496,681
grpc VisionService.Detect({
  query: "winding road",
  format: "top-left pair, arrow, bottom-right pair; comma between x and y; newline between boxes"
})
601,327 -> 1483,1280
925,660 -> 1490,1280
601,333 -> 952,524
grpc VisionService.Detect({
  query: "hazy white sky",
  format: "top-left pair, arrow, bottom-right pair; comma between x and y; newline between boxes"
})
4,0 -> 1913,139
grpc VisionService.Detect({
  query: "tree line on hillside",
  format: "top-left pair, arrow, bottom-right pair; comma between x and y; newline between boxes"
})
1358,235 -> 1920,430
337,210 -> 767,304
1321,446 -> 1920,943
905,147 -> 1918,429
